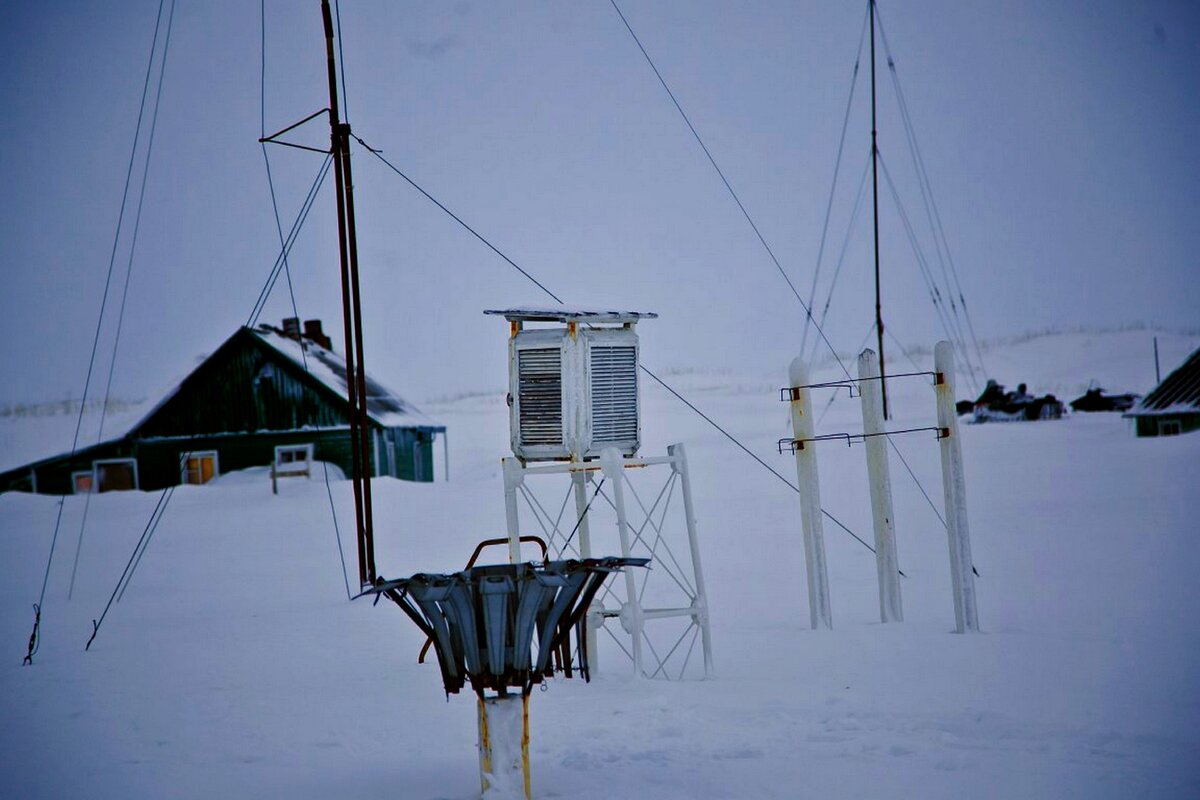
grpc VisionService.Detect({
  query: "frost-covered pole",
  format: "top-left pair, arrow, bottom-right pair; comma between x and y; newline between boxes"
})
601,447 -> 645,673
859,349 -> 903,623
442,431 -> 450,482
502,458 -> 524,564
788,357 -> 833,630
935,341 -> 980,633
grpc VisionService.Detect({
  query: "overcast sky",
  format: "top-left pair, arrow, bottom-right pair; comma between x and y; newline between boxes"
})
2,1 -> 1197,408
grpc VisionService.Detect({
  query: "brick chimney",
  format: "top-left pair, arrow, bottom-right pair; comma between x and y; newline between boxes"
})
303,319 -> 333,350
282,317 -> 302,340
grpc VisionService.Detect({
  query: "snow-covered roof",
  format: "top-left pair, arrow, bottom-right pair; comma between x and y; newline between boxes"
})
484,306 -> 657,324
1127,346 -> 1200,417
251,327 -> 442,429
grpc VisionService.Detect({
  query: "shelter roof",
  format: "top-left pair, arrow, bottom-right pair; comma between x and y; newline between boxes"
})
484,306 -> 657,324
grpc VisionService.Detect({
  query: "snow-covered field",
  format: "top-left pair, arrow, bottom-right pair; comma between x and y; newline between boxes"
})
2,329 -> 1198,799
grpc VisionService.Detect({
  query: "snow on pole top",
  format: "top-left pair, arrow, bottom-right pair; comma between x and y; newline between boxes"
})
484,307 -> 657,324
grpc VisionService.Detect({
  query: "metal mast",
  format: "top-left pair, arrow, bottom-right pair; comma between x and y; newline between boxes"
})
869,0 -> 889,419
321,0 -> 376,586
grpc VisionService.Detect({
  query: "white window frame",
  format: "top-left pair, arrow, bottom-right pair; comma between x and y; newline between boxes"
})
180,450 -> 220,485
1159,419 -> 1183,437
92,458 -> 140,493
71,470 -> 95,494
273,443 -> 314,476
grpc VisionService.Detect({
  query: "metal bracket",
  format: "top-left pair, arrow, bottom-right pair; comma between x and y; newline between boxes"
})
258,107 -> 333,155
780,370 -> 941,403
778,425 -> 949,454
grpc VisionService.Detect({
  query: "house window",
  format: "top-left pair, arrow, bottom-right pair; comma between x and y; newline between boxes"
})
275,443 -> 313,469
181,451 -> 219,485
1159,419 -> 1183,437
271,443 -> 313,494
72,471 -> 94,494
93,459 -> 139,492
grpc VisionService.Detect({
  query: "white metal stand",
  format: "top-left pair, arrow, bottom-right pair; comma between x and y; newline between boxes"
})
858,349 -> 903,623
571,465 -> 600,670
501,445 -> 713,679
934,341 -> 980,633
788,357 -> 833,630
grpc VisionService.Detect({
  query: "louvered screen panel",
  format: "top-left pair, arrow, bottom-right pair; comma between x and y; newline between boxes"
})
517,347 -> 563,446
590,345 -> 638,445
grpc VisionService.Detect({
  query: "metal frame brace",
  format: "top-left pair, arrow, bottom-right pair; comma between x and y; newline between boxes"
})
502,444 -> 713,680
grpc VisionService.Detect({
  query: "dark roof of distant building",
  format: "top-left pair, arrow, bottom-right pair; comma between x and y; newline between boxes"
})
1127,346 -> 1200,417
249,326 -> 441,429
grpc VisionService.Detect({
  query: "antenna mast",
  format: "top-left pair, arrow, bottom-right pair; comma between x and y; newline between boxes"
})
321,0 -> 376,586
869,0 -> 889,419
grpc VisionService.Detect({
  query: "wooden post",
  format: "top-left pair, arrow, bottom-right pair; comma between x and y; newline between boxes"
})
859,349 -> 903,622
935,341 -> 980,633
788,357 -> 833,630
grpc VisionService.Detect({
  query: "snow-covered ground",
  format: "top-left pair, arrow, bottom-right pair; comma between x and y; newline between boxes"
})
2,328 -> 1198,799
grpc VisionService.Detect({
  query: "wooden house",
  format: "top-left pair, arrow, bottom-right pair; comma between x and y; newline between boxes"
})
1124,345 -> 1200,437
0,319 -> 446,494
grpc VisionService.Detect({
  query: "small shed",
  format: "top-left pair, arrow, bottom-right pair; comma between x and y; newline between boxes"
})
0,319 -> 446,494
1124,345 -> 1200,437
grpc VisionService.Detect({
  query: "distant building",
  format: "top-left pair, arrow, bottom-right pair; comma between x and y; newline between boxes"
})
0,319 -> 446,494
1124,345 -> 1200,437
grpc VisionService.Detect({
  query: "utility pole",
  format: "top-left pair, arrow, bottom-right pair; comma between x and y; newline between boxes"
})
321,0 -> 375,587
869,0 -> 889,420
1154,336 -> 1161,385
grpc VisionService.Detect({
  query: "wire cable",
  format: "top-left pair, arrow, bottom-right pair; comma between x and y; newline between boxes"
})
23,0 -> 169,666
87,482 -> 176,650
352,136 -> 564,304
353,137 -> 881,559
877,152 -> 978,392
801,4 -> 869,355
334,0 -> 350,123
68,0 -> 178,601
874,6 -> 988,380
607,0 -> 853,384
261,0 -> 352,600
247,154 -> 334,327
807,153 -> 871,366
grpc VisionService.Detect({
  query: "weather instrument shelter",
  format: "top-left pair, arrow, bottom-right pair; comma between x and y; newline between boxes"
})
485,307 -> 657,462
486,306 -> 714,682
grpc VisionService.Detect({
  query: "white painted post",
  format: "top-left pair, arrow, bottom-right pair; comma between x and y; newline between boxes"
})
934,341 -> 980,633
442,430 -> 450,482
477,694 -> 531,799
787,357 -> 833,630
600,447 -> 645,674
502,457 -> 524,564
571,464 -> 600,670
669,443 -> 714,677
858,349 -> 903,623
